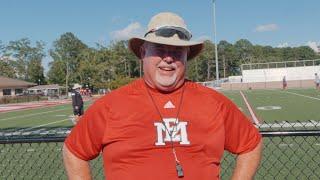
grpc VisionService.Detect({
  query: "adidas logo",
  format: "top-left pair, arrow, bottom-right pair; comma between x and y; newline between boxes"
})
164,101 -> 175,109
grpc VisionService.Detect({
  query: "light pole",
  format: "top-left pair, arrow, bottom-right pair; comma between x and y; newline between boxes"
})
66,59 -> 69,97
213,0 -> 219,80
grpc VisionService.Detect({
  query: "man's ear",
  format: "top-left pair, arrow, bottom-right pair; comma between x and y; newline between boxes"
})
140,46 -> 146,59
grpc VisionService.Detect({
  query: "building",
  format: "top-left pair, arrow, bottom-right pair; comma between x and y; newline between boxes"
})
27,84 -> 64,97
0,76 -> 36,97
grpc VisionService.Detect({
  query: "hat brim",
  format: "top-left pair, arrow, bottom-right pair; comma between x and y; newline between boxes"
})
129,37 -> 203,60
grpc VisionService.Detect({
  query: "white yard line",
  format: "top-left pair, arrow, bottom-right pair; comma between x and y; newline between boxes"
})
240,91 -> 261,125
284,91 -> 320,101
0,108 -> 68,122
18,118 -> 69,132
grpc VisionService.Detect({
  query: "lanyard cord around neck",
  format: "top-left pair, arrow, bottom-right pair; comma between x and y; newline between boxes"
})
144,82 -> 186,178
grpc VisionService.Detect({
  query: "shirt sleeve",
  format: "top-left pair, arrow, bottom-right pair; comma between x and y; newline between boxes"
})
64,99 -> 109,160
223,100 -> 262,155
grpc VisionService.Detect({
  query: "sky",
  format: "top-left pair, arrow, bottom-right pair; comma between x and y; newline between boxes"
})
1,0 -> 320,70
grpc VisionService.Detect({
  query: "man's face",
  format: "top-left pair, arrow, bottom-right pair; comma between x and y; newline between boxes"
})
141,42 -> 188,92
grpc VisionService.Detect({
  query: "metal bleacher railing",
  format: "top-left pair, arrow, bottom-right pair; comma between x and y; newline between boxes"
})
241,59 -> 320,71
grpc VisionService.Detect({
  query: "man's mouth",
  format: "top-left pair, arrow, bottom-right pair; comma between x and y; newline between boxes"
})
159,66 -> 175,71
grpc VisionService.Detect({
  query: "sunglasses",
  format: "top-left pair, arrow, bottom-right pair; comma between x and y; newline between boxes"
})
144,26 -> 192,41
145,46 -> 188,60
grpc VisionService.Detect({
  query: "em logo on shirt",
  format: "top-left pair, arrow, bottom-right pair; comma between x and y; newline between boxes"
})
154,118 -> 190,146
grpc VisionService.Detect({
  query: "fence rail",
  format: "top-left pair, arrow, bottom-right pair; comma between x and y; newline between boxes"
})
1,130 -> 320,179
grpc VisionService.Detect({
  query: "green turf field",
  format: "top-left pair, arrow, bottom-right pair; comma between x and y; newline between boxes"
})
222,88 -> 320,124
0,102 -> 92,130
1,88 -> 319,131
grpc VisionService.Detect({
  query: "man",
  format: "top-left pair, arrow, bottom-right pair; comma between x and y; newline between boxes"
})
63,12 -> 262,180
70,84 -> 84,124
315,73 -> 320,90
282,76 -> 287,90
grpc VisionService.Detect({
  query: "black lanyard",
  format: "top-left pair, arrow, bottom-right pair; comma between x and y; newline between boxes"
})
145,82 -> 186,178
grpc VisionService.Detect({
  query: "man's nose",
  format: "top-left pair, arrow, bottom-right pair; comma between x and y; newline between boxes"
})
163,55 -> 174,63
162,51 -> 174,63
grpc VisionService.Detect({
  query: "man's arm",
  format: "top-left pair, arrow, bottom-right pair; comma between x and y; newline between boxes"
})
63,144 -> 92,180
231,139 -> 263,180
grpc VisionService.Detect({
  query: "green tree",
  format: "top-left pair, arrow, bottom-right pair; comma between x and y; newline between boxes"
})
48,32 -> 88,86
234,39 -> 254,64
6,38 -> 32,80
47,59 -> 66,85
108,40 -> 140,78
0,60 -> 16,78
218,40 -> 239,77
189,40 -> 215,81
5,38 -> 46,82
27,41 -> 46,84
0,41 -> 16,78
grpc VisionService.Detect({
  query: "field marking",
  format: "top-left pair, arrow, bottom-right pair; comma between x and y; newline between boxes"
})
240,91 -> 261,125
0,100 -> 72,113
17,118 -> 69,132
284,91 -> 320,101
0,127 -> 71,136
0,108 -> 70,122
256,106 -> 282,110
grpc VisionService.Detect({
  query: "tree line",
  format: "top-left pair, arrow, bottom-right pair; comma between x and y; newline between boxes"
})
1,32 -> 319,90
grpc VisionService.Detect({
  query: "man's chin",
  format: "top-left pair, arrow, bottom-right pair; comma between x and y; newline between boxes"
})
155,80 -> 182,92
155,85 -> 175,92
155,78 -> 175,86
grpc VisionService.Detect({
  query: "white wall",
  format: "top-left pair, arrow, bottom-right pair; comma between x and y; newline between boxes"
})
242,66 -> 320,82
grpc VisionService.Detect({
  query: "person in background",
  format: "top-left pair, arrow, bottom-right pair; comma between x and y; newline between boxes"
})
71,84 -> 83,124
315,73 -> 320,90
282,76 -> 287,90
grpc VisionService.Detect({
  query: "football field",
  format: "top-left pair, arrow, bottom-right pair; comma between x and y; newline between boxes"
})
0,101 -> 92,136
222,88 -> 320,128
0,88 -> 320,133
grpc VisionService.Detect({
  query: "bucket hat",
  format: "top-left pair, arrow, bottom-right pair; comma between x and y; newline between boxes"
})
128,12 -> 203,60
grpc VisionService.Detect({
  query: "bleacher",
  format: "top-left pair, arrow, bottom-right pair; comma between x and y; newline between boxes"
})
241,59 -> 320,83
220,59 -> 320,90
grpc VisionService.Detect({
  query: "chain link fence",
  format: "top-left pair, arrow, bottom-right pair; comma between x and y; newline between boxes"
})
1,127 -> 319,180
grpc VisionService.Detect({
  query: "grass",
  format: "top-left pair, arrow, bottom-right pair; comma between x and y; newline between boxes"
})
1,88 -> 319,130
222,88 -> 320,124
0,102 -> 92,130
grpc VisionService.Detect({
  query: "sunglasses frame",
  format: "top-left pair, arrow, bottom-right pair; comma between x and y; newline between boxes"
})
144,26 -> 192,41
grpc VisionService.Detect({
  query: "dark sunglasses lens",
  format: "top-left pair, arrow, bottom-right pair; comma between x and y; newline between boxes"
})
155,29 -> 175,37
155,29 -> 190,40
176,31 -> 189,40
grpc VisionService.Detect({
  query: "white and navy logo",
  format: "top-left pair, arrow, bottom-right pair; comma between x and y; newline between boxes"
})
154,118 -> 190,146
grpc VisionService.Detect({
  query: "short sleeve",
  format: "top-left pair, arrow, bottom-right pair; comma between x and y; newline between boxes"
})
64,100 -> 109,160
224,100 -> 262,154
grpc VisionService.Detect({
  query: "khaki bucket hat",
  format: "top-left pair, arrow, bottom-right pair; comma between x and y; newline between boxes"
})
128,12 -> 204,60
